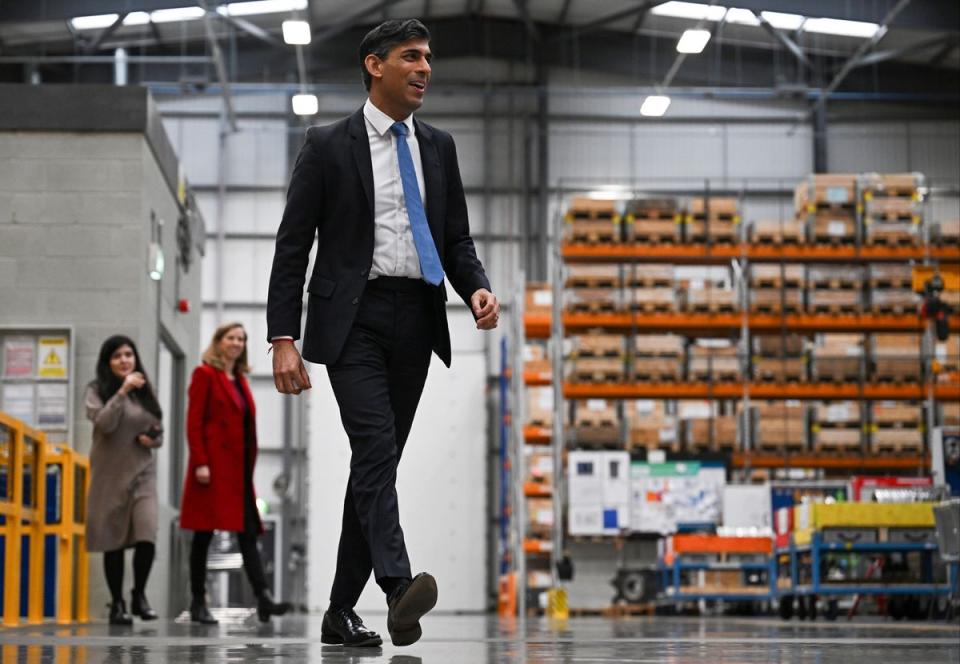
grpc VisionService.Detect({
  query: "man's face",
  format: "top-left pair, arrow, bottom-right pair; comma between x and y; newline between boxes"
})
367,38 -> 432,115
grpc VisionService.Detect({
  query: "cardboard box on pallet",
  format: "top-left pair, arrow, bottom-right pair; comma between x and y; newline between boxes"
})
524,343 -> 551,379
527,386 -> 554,427
525,449 -> 554,485
625,400 -> 677,450
685,415 -> 738,449
870,288 -> 920,313
574,399 -> 621,446
872,333 -> 922,381
809,288 -> 862,312
750,288 -> 803,313
753,356 -> 805,382
753,334 -> 806,356
750,264 -> 805,288
689,343 -> 741,380
811,210 -> 857,242
685,286 -> 738,312
941,401 -> 959,426
566,287 -> 622,312
527,497 -> 554,535
525,283 -> 552,316
812,334 -> 864,380
753,401 -> 806,449
633,334 -> 684,357
564,197 -> 621,244
626,286 -> 677,312
872,402 -> 922,426
794,174 -> 857,211
566,264 -> 622,288
750,218 -> 805,244
934,218 -> 960,244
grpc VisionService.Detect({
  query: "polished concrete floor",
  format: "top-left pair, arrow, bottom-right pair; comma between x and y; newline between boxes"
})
0,612 -> 958,663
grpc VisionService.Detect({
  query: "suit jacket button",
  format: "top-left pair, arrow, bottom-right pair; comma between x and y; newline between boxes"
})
352,297 -> 359,305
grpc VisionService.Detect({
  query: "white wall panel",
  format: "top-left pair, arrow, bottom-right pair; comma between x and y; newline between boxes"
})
195,191 -> 286,234
249,380 -> 286,449
726,125 -> 812,180
203,239 -> 275,303
827,122 -> 910,173
908,121 -> 960,186
550,122 -> 632,183
632,125 -> 726,180
224,120 -> 288,187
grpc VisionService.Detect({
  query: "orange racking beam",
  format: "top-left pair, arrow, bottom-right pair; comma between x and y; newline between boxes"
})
524,482 -> 552,498
562,381 -> 959,401
524,312 -> 959,338
523,425 -> 552,445
560,243 -> 960,264
672,534 -> 772,555
732,452 -> 929,470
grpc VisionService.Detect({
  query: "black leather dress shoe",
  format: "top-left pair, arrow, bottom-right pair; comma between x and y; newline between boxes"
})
131,591 -> 158,620
321,607 -> 383,647
109,599 -> 133,626
387,572 -> 438,647
189,598 -> 219,625
256,590 -> 292,623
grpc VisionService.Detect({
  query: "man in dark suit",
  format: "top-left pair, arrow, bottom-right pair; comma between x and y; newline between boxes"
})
267,19 -> 499,648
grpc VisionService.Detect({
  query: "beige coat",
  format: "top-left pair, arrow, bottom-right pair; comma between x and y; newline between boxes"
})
84,385 -> 161,552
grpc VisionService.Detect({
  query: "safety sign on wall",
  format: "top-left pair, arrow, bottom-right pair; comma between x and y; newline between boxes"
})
38,336 -> 69,379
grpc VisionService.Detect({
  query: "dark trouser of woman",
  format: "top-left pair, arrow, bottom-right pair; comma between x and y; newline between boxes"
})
190,530 -> 268,601
103,541 -> 155,602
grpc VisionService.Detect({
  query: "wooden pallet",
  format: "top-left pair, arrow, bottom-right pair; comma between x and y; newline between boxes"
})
809,278 -> 861,290
870,304 -> 918,315
566,219 -> 621,244
574,335 -> 623,357
865,234 -> 920,247
871,431 -> 923,454
751,277 -> 805,289
567,301 -> 619,313
808,303 -> 862,315
689,369 -> 741,382
686,301 -> 738,313
750,303 -> 803,314
752,232 -> 806,245
812,233 -> 857,245
869,278 -> 913,290
628,301 -> 675,313
601,603 -> 657,617
571,370 -> 626,383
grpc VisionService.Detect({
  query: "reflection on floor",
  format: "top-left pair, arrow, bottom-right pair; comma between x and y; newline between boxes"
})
1,613 -> 958,663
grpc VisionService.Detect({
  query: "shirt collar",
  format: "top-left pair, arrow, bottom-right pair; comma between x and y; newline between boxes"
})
364,98 -> 415,138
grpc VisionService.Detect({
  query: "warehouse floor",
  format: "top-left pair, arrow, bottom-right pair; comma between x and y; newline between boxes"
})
1,614 -> 958,663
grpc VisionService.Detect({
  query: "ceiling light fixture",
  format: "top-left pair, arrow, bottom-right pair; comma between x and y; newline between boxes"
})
676,28 -> 712,54
651,1 -> 726,22
292,93 -> 318,116
70,14 -> 120,30
282,20 -> 312,45
72,0 -> 309,30
221,0 -> 309,17
640,95 -> 671,117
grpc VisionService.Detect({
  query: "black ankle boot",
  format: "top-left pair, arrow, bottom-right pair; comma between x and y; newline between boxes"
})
256,589 -> 292,623
109,599 -> 133,626
189,597 -> 219,625
131,590 -> 158,620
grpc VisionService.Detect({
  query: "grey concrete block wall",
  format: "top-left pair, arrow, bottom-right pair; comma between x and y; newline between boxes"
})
0,85 -> 204,621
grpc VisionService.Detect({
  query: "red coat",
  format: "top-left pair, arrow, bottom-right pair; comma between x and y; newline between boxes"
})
179,362 -> 261,532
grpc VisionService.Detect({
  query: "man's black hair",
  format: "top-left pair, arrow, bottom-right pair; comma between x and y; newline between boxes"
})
358,19 -> 430,91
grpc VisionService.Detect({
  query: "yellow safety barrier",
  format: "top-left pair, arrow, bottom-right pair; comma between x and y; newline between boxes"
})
0,411 -> 89,626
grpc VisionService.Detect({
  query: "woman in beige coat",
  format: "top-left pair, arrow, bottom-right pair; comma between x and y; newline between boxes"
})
85,335 -> 163,625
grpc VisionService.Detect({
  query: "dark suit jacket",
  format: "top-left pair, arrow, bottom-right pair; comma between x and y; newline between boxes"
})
266,107 -> 490,368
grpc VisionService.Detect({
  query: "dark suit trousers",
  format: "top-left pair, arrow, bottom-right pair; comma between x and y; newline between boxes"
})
327,277 -> 435,608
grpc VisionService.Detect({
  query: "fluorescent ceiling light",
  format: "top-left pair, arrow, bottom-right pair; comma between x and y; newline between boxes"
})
292,93 -> 318,116
724,8 -> 760,26
640,95 -> 671,117
652,2 -> 727,22
676,28 -> 711,54
221,0 -> 308,17
282,20 -> 311,45
759,11 -> 805,31
70,14 -> 119,30
803,17 -> 880,38
150,6 -> 205,23
123,12 -> 151,26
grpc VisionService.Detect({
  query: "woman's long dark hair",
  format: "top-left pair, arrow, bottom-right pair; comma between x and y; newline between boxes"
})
90,335 -> 162,419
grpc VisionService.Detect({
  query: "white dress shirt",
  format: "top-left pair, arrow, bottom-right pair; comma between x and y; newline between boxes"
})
364,98 -> 426,280
271,101 -> 427,343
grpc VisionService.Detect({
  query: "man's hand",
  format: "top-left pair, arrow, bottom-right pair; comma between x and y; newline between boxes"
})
272,339 -> 312,394
471,288 -> 500,330
195,465 -> 211,485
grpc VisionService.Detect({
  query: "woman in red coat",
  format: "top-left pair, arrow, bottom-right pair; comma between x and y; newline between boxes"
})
181,321 -> 291,624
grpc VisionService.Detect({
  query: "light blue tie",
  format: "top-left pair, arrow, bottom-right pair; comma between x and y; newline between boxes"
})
390,122 -> 444,286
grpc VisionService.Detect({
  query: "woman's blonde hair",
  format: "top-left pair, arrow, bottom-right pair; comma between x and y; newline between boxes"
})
202,321 -> 251,375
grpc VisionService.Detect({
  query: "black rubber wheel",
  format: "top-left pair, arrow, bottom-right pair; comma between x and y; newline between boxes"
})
779,595 -> 794,620
888,596 -> 906,621
824,599 -> 839,621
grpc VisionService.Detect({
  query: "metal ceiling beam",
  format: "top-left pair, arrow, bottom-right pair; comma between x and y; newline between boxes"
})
755,10 -> 812,70
200,5 -> 238,132
699,0 -> 957,32
218,13 -> 283,47
854,34 -> 960,69
311,0 -> 407,47
805,0 -> 913,120
0,0 -> 258,23
929,40 -> 960,67
556,0 -> 574,26
565,1 -> 668,39
84,12 -> 127,53
512,0 -> 539,42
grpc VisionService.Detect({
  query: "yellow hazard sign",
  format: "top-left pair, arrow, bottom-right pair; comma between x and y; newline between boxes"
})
38,337 -> 68,379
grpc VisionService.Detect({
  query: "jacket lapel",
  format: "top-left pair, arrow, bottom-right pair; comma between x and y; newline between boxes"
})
414,118 -> 444,247
348,108 -> 375,222
215,368 -> 243,412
